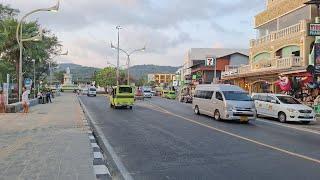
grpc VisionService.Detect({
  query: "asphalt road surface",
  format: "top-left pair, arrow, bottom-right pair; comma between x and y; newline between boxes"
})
80,96 -> 320,180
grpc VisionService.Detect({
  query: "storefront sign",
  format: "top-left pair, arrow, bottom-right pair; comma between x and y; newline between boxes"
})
206,57 -> 216,66
309,23 -> 320,36
314,43 -> 320,75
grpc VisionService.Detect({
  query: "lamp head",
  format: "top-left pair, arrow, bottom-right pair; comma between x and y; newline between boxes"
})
32,59 -> 35,63
48,0 -> 60,12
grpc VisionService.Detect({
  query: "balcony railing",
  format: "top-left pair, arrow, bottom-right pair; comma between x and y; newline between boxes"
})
222,56 -> 303,78
250,20 -> 306,48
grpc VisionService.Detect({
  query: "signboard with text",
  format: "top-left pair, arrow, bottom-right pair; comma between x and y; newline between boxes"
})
206,57 -> 216,66
314,43 -> 320,75
309,23 -> 320,36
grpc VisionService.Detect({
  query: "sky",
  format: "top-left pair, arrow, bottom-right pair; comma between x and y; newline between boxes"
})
3,0 -> 265,68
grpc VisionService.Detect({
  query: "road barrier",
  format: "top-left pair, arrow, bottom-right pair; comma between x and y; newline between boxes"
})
5,99 -> 39,113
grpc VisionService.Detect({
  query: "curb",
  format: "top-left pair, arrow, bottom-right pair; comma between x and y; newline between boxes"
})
81,104 -> 112,180
78,97 -> 133,180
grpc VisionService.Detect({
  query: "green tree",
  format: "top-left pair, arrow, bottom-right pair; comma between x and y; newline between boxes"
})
54,71 -> 64,84
136,75 -> 147,87
95,67 -> 117,87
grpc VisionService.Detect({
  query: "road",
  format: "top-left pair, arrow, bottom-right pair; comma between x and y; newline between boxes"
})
80,95 -> 320,180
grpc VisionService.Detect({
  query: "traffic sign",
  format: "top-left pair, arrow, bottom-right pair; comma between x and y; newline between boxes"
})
24,78 -> 32,88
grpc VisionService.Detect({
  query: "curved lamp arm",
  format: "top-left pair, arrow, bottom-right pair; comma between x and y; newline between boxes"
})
16,0 -> 60,45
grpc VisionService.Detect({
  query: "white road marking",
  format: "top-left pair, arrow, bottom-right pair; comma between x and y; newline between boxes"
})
146,102 -> 320,165
93,165 -> 110,175
79,98 -> 134,180
256,118 -> 320,135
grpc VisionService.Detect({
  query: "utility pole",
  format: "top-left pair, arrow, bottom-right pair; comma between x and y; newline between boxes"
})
116,26 -> 121,86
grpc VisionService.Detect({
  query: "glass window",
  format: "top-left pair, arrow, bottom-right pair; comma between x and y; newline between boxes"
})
260,95 -> 267,102
205,91 -> 214,99
216,92 -> 223,101
89,88 -> 96,91
266,96 -> 275,102
119,87 -> 132,93
222,91 -> 252,101
276,96 -> 301,104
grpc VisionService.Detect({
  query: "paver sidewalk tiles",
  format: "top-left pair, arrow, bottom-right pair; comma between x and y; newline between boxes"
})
0,94 -> 96,180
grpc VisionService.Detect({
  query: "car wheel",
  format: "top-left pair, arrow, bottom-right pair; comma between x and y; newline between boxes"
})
214,110 -> 221,121
110,103 -> 113,108
194,106 -> 200,115
301,121 -> 311,125
129,106 -> 133,110
278,112 -> 287,123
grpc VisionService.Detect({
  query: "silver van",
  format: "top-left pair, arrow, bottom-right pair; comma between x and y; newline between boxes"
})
193,84 -> 256,122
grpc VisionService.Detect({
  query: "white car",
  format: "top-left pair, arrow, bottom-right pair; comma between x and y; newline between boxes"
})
252,93 -> 316,124
143,90 -> 153,98
87,87 -> 97,97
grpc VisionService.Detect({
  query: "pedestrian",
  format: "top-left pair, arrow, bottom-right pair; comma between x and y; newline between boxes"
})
37,91 -> 43,104
0,90 -> 6,113
46,90 -> 52,103
22,87 -> 29,113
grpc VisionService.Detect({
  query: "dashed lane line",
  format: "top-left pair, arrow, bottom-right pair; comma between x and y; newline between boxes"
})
143,102 -> 320,165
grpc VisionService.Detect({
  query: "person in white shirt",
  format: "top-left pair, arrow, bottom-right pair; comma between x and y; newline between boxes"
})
22,87 -> 29,113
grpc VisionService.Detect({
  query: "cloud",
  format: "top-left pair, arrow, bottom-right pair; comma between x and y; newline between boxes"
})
3,0 -> 264,67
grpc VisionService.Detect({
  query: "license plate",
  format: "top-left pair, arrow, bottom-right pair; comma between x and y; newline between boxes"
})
240,116 -> 248,122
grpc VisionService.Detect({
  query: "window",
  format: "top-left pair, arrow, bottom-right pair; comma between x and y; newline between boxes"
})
252,95 -> 260,101
260,95 -> 267,102
277,96 -> 301,104
266,96 -> 276,103
119,87 -> 132,93
222,91 -> 252,101
216,92 -> 223,101
194,90 -> 214,99
89,88 -> 96,91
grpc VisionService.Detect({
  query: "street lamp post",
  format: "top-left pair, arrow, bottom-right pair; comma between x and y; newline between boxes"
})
116,26 -> 121,86
16,0 -> 60,101
111,45 -> 146,85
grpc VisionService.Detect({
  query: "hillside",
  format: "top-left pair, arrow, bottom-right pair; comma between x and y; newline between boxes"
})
129,65 -> 179,80
55,63 -> 179,82
56,63 -> 101,82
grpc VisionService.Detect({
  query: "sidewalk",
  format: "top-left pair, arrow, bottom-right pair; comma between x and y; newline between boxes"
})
0,93 -> 95,180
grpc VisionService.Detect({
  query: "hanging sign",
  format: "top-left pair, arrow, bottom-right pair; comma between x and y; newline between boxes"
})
309,23 -> 320,36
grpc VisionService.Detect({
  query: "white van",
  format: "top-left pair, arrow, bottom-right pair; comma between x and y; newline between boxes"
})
87,86 -> 97,97
193,84 -> 256,122
252,93 -> 316,124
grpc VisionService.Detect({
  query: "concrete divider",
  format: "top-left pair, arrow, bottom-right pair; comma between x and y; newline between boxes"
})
5,99 -> 39,113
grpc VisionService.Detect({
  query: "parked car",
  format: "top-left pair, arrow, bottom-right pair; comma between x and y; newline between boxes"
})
252,93 -> 316,124
87,87 -> 97,97
193,84 -> 256,123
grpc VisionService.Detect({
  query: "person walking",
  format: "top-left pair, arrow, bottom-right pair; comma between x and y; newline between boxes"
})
22,87 -> 30,113
0,90 -> 6,113
37,91 -> 43,104
46,90 -> 52,103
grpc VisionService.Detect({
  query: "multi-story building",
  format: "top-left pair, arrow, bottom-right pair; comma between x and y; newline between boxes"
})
222,0 -> 317,93
183,48 -> 249,85
147,73 -> 175,85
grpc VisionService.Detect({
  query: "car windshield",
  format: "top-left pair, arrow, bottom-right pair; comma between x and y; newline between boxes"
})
119,87 -> 132,93
144,90 -> 151,93
223,91 -> 252,101
169,92 -> 175,94
89,88 -> 96,91
277,96 -> 301,104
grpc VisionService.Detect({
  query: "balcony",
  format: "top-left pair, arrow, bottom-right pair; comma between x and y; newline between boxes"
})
222,56 -> 303,78
250,20 -> 307,48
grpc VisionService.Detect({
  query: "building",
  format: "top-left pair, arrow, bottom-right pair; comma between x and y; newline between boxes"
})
182,48 -> 249,85
147,73 -> 175,85
222,0 -> 317,93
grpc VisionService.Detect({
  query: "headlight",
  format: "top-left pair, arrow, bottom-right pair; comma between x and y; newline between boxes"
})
287,108 -> 297,113
227,106 -> 234,111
